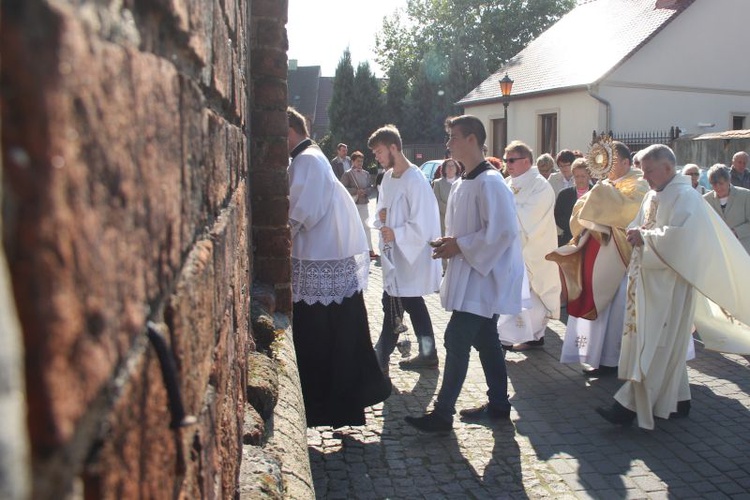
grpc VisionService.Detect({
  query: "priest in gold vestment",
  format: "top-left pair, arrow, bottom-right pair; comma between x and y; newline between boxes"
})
549,142 -> 649,376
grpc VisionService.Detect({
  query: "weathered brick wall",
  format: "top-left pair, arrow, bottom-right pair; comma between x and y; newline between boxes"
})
250,0 -> 293,313
0,0 -> 301,497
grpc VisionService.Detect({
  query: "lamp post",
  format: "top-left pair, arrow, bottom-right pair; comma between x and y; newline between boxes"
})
499,73 -> 514,151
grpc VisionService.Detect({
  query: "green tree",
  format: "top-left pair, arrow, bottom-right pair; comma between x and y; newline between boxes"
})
350,62 -> 385,163
384,61 -> 409,133
328,48 -> 356,147
376,0 -> 576,142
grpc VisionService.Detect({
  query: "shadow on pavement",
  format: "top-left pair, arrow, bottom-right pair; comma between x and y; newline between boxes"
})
506,325 -> 750,498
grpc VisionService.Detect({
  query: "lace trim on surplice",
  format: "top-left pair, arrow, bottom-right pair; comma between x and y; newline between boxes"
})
292,253 -> 369,305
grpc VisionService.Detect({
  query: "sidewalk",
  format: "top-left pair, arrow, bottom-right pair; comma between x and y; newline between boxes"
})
308,262 -> 750,499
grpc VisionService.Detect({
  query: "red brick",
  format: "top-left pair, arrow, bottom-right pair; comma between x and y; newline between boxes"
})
166,240 -> 216,417
253,49 -> 288,79
252,0 -> 288,20
255,257 -> 291,284
81,350 -> 178,499
250,108 -> 289,137
255,19 -> 287,48
255,79 -> 287,108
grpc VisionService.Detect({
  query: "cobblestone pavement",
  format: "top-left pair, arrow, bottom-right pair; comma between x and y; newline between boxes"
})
308,204 -> 750,499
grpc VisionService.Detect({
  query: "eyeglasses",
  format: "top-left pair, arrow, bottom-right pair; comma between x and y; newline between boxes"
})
503,157 -> 526,164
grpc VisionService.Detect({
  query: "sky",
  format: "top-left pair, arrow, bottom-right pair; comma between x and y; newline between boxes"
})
286,0 -> 406,77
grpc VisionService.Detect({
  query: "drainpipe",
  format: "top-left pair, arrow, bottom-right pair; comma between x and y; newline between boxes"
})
587,84 -> 611,133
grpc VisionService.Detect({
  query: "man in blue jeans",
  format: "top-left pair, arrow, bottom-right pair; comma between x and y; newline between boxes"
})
405,115 -> 524,433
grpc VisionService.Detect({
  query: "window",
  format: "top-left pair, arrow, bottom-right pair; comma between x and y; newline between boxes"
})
732,115 -> 746,130
539,113 -> 558,155
492,118 -> 507,157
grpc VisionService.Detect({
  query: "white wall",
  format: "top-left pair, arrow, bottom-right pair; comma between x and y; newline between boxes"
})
467,90 -> 602,155
466,0 -> 750,151
604,0 -> 750,135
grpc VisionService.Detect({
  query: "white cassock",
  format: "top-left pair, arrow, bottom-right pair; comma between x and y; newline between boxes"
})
375,165 -> 441,297
616,175 -> 750,429
441,168 -> 524,317
498,168 -> 561,343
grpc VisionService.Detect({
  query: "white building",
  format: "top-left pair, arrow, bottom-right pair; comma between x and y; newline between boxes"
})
458,0 -> 750,157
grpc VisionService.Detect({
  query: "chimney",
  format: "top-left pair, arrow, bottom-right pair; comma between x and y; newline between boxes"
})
289,59 -> 298,71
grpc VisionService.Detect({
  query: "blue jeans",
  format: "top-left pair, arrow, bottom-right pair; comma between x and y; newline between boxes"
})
433,311 -> 510,421
375,292 -> 435,368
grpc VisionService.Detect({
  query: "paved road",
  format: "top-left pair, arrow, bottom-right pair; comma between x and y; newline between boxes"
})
308,203 -> 750,499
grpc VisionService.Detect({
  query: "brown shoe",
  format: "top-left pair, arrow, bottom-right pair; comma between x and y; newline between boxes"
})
459,403 -> 511,421
399,354 -> 438,369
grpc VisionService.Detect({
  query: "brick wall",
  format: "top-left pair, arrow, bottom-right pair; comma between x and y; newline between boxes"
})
0,0 -> 300,497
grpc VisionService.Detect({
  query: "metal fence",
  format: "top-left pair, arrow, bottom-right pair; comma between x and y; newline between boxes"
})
594,127 -> 682,152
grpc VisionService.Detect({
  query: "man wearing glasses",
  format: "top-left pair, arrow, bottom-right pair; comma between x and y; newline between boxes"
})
682,164 -> 706,194
497,141 -> 561,352
730,151 -> 750,189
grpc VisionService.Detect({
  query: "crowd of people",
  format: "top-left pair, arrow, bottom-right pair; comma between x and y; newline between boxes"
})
286,105 -> 750,433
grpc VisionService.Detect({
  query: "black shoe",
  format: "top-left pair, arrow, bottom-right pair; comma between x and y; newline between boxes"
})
404,412 -> 452,434
583,365 -> 618,378
399,354 -> 438,369
596,402 -> 636,426
459,403 -> 511,422
669,400 -> 691,419
507,338 -> 545,352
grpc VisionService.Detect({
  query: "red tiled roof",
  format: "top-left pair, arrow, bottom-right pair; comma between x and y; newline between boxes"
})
458,0 -> 694,106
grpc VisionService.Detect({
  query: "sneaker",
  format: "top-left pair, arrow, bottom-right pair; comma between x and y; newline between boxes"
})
596,402 -> 636,426
399,354 -> 438,369
404,412 -> 452,434
459,403 -> 511,422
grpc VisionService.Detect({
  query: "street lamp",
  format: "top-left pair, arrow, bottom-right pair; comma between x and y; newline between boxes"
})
499,73 -> 514,151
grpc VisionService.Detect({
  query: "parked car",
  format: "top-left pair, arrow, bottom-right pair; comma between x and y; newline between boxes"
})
419,160 -> 442,183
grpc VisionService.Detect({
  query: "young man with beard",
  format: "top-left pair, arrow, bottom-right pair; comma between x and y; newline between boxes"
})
368,125 -> 442,373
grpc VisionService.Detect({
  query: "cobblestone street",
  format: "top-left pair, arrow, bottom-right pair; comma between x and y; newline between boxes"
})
308,217 -> 750,498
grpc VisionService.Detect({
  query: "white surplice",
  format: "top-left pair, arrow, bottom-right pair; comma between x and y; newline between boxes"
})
288,143 -> 369,305
617,175 -> 750,430
375,165 -> 442,297
498,168 -> 561,343
440,168 -> 524,318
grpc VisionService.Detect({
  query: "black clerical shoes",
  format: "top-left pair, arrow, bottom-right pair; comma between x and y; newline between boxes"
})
582,365 -> 618,378
596,402 -> 636,426
404,412 -> 452,434
669,400 -> 691,419
505,338 -> 545,352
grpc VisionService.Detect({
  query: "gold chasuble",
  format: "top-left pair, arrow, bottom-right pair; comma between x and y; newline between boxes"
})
547,170 -> 649,319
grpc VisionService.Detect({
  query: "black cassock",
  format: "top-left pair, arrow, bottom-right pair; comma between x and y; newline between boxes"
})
293,292 -> 391,428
